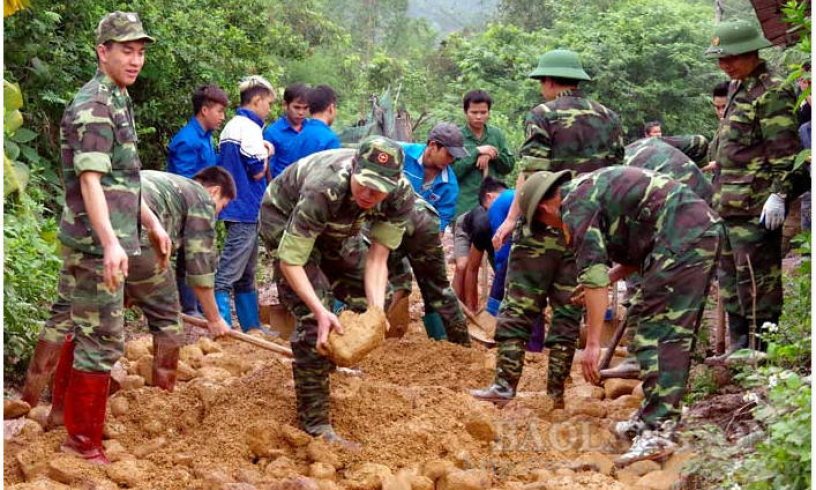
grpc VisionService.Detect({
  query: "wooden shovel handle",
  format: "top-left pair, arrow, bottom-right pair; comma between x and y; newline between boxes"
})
181,313 -> 293,358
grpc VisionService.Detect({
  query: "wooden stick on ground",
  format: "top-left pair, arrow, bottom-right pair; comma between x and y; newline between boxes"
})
181,313 -> 293,358
598,310 -> 628,375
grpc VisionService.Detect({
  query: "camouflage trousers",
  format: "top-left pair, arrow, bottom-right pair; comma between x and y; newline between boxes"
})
40,245 -> 184,372
632,225 -> 723,429
494,223 -> 582,400
273,235 -> 368,436
719,218 -> 783,336
387,206 -> 470,346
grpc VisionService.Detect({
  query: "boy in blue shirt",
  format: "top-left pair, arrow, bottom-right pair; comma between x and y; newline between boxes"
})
216,76 -> 275,332
263,84 -> 310,177
290,85 -> 341,160
167,85 -> 230,317
401,123 -> 469,231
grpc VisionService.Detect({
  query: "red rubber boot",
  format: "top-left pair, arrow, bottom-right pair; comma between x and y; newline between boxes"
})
61,368 -> 111,465
45,336 -> 75,430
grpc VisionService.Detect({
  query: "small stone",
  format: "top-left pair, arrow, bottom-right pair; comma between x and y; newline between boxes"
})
568,452 -> 614,475
346,463 -> 393,490
420,460 -> 455,482
135,355 -> 154,386
570,385 -> 605,400
626,460 -> 660,476
636,470 -> 679,490
102,439 -> 127,456
632,382 -> 645,402
265,456 -> 299,479
409,475 -> 434,490
530,468 -> 553,482
106,460 -> 154,487
27,405 -> 50,427
120,375 -> 145,391
124,337 -> 152,361
436,469 -> 491,490
177,361 -> 197,381
309,462 -> 336,480
4,399 -> 31,419
465,414 -> 496,442
382,472 -> 412,490
193,380 -> 224,410
603,379 -> 640,399
174,453 -> 195,466
143,419 -> 164,436
197,469 -> 231,490
279,476 -> 320,490
132,436 -> 166,458
567,400 -> 607,418
663,450 -> 696,476
554,468 -> 573,477
110,397 -> 129,417
198,366 -> 233,382
15,447 -> 48,480
306,439 -> 341,469
281,424 -> 312,447
104,421 -> 127,439
615,468 -> 641,486
180,344 -> 205,368
610,394 -> 641,411
197,337 -> 223,354
5,418 -> 43,440
246,426 -> 285,459
315,480 -> 339,490
236,467 -> 264,484
47,455 -> 95,484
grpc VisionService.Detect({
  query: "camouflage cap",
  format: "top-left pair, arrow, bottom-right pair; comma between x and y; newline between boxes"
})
352,136 -> 405,193
705,20 -> 771,59
96,11 -> 156,45
518,170 -> 573,234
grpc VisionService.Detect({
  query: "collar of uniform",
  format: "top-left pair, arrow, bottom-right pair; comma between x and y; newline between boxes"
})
94,70 -> 128,98
740,60 -> 768,91
281,115 -> 307,133
462,123 -> 492,143
417,151 -> 451,185
189,117 -> 211,138
236,107 -> 265,128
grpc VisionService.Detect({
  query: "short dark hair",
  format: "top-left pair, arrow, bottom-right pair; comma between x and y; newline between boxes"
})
478,176 -> 509,207
644,121 -> 661,135
463,89 -> 493,112
712,81 -> 729,98
239,84 -> 274,107
307,85 -> 337,113
192,166 -> 237,201
284,84 -> 310,104
192,85 -> 229,115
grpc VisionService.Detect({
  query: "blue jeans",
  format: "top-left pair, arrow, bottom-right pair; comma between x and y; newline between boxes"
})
215,221 -> 259,294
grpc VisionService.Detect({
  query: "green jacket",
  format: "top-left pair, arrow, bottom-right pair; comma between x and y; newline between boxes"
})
452,123 -> 515,218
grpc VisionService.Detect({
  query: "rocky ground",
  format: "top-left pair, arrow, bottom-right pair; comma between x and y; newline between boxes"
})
3,295 -> 695,490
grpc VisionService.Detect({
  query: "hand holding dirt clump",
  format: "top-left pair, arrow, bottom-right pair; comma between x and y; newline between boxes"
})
321,307 -> 387,367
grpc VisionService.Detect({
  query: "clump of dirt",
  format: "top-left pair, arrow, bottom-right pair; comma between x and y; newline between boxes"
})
326,308 -> 387,367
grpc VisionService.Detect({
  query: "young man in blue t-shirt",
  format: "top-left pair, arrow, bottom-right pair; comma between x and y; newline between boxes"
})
263,84 -> 310,177
289,85 -> 341,161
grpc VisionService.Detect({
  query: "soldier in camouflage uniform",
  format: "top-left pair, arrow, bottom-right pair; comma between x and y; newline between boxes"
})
603,138 -> 715,379
41,12 -> 162,465
28,168 -> 235,429
473,49 -> 624,408
259,137 -> 414,446
385,197 -> 471,345
705,21 -> 801,353
518,167 -> 723,466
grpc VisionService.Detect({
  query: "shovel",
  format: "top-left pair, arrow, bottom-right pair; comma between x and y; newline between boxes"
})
181,313 -> 293,358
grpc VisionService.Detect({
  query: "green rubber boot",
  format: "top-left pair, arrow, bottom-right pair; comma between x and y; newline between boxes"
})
422,312 -> 447,341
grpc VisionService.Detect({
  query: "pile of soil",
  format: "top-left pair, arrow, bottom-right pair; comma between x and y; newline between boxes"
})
4,311 -> 690,490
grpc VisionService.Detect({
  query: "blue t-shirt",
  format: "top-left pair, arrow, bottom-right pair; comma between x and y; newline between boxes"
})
289,119 -> 341,162
217,108 -> 268,223
263,116 -> 305,178
401,142 -> 459,231
166,117 -> 218,178
488,189 -> 515,271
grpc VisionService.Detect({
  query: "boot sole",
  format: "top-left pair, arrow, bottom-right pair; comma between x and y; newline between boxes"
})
471,395 -> 513,408
60,443 -> 111,465
614,446 -> 675,469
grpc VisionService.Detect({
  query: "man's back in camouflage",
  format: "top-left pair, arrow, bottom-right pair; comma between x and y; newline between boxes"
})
625,138 -> 714,205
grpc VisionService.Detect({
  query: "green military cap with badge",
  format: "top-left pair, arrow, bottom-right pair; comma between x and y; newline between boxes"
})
705,20 -> 772,59
529,49 -> 591,81
518,170 -> 574,234
352,136 -> 405,193
96,11 -> 156,45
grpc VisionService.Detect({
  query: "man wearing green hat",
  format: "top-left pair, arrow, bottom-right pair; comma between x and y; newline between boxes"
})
42,11 -> 163,464
472,49 -> 623,409
259,136 -> 414,446
518,167 -> 723,466
705,20 -> 801,354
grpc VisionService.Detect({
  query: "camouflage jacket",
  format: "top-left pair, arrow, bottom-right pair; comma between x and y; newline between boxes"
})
141,170 -> 218,288
712,62 -> 801,218
661,135 -> 711,167
560,166 -> 721,288
259,149 -> 414,266
519,89 -> 624,176
58,71 -> 142,256
625,138 -> 714,205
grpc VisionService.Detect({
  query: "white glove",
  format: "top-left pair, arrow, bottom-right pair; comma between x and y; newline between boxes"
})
760,193 -> 786,230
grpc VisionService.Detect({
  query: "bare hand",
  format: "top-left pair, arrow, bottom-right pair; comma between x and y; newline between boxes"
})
475,154 -> 491,171
492,219 -> 514,251
702,161 -> 717,173
254,160 -> 269,180
477,145 -> 498,159
103,242 -> 128,292
570,284 -> 585,306
147,225 -> 172,272
316,307 -> 343,353
263,141 -> 275,157
207,317 -> 231,338
582,343 -> 601,385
